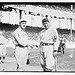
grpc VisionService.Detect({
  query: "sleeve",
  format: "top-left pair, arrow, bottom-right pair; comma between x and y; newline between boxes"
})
39,30 -> 44,42
53,29 -> 59,51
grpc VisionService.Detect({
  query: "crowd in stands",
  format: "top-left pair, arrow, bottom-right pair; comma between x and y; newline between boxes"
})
0,23 -> 75,43
34,4 -> 73,12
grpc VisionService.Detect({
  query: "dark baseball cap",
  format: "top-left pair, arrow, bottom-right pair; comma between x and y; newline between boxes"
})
19,19 -> 27,24
42,18 -> 49,24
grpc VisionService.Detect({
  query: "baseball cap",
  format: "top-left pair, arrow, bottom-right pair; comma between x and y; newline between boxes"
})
19,19 -> 27,24
42,18 -> 49,24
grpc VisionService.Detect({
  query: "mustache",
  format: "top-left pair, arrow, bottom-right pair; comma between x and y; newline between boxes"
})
23,25 -> 26,27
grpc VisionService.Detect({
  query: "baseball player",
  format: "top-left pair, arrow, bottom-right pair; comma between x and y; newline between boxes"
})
13,19 -> 39,71
39,18 -> 59,72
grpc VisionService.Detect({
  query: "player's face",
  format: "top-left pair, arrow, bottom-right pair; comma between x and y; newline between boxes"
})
20,21 -> 27,29
43,22 -> 49,29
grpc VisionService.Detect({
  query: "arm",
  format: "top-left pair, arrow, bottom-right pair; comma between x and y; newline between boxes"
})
13,31 -> 39,47
53,29 -> 59,51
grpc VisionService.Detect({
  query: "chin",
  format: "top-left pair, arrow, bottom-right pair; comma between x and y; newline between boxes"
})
46,27 -> 49,29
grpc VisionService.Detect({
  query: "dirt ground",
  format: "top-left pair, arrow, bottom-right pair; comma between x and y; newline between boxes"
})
0,47 -> 75,72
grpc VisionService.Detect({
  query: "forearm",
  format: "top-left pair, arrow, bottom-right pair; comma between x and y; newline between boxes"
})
17,40 -> 27,46
26,40 -> 40,46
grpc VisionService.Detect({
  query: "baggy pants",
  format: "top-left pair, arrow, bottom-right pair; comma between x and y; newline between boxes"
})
15,46 -> 28,71
40,45 -> 54,69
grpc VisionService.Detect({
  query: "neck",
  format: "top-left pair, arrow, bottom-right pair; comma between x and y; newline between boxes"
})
19,27 -> 26,32
23,29 -> 26,32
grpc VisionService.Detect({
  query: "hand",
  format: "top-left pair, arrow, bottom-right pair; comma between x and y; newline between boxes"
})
28,45 -> 34,48
28,40 -> 40,46
40,41 -> 44,45
32,45 -> 39,48
53,50 -> 58,55
32,40 -> 40,46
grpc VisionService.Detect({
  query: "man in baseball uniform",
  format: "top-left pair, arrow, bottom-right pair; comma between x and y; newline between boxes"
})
40,18 -> 59,72
13,19 -> 39,71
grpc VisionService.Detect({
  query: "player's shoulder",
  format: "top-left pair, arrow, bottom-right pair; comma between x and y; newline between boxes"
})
49,26 -> 55,30
40,29 -> 45,33
13,27 -> 20,35
14,27 -> 20,32
49,26 -> 57,31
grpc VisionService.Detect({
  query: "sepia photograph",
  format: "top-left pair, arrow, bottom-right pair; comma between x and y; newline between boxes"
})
0,2 -> 75,73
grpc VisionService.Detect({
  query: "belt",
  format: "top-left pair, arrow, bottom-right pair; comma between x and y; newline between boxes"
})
16,44 -> 28,48
0,43 -> 4,45
42,43 -> 54,46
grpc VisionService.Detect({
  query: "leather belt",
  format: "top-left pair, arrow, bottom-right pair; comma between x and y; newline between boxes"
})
0,43 -> 4,45
42,43 -> 54,46
16,44 -> 28,48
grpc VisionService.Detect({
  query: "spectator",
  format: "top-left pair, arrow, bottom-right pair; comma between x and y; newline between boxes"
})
39,18 -> 59,72
0,31 -> 7,64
